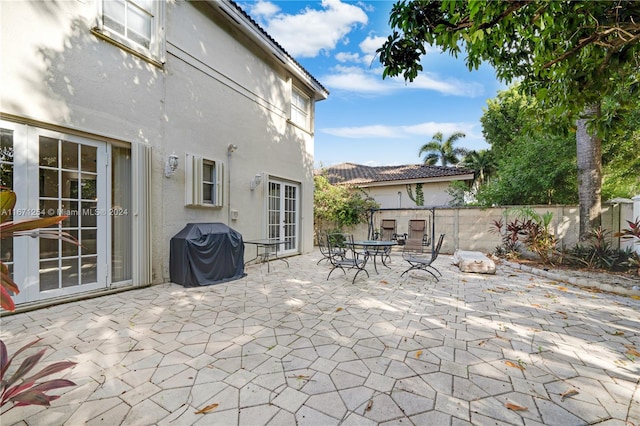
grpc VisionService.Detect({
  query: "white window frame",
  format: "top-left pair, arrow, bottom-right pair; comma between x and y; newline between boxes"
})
95,0 -> 165,63
185,153 -> 224,207
290,87 -> 311,131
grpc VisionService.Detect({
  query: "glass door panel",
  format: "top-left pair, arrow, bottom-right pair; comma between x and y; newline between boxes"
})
1,129 -> 14,281
267,179 -> 299,255
38,136 -> 102,292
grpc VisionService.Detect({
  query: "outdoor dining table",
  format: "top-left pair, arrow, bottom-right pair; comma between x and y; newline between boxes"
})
349,240 -> 397,273
244,239 -> 289,272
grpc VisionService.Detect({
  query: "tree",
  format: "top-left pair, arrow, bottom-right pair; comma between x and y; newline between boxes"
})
477,85 -> 578,206
377,0 -> 640,238
418,131 -> 467,166
313,175 -> 379,235
461,149 -> 496,188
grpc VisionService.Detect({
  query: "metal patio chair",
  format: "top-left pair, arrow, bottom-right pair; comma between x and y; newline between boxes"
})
326,232 -> 369,284
401,234 -> 445,280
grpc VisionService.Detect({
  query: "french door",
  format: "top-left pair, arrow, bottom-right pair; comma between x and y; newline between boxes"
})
2,122 -> 111,304
267,179 -> 299,256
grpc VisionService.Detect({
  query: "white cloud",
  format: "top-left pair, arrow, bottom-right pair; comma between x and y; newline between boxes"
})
320,65 -> 391,94
248,0 -> 281,18
409,74 -> 485,97
335,52 -> 362,63
247,0 -> 368,58
322,121 -> 478,139
359,35 -> 386,55
320,65 -> 485,97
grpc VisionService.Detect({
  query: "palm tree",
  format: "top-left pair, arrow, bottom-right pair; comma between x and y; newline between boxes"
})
461,149 -> 496,187
418,132 -> 467,166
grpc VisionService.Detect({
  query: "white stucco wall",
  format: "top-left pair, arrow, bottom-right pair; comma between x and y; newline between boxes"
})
362,181 -> 465,209
2,1 -> 318,286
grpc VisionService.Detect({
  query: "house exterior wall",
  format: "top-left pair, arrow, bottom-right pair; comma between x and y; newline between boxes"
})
362,181 -> 462,209
2,0 -> 320,305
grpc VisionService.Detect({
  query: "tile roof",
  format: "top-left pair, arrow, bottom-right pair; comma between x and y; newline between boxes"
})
317,162 -> 474,185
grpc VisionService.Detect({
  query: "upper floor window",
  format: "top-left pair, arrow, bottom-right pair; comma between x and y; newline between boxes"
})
291,88 -> 310,131
96,0 -> 165,63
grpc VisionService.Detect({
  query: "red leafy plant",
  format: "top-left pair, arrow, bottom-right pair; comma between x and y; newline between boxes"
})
1,187 -> 79,311
1,187 -> 79,413
1,338 -> 76,414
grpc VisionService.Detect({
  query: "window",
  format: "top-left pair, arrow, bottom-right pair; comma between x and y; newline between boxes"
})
185,153 -> 224,207
96,0 -> 165,62
290,87 -> 310,130
202,160 -> 216,205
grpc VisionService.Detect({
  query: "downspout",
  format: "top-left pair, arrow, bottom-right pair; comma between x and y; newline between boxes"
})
227,144 -> 237,225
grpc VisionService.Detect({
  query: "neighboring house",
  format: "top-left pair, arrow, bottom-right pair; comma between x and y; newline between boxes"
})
1,0 -> 328,307
318,162 -> 474,208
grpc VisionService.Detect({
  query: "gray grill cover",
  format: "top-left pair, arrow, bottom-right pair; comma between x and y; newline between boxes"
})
170,223 -> 245,287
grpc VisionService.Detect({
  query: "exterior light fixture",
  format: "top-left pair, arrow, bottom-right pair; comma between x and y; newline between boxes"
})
250,173 -> 262,190
165,152 -> 179,178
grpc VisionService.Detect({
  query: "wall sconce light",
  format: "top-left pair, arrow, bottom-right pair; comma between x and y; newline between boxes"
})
250,173 -> 262,190
165,152 -> 179,178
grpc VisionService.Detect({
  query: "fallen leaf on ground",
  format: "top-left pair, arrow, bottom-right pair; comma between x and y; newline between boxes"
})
557,286 -> 569,291
610,330 -> 624,336
415,350 -> 423,358
335,307 -> 343,312
625,348 -> 640,357
195,403 -> 219,414
505,360 -> 525,370
556,311 -> 568,319
560,389 -> 579,401
506,402 -> 528,411
531,303 -> 542,308
365,400 -> 373,412
288,374 -> 311,380
379,280 -> 388,284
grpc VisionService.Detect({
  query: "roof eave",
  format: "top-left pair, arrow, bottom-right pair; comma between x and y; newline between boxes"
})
208,0 -> 329,101
340,174 -> 475,187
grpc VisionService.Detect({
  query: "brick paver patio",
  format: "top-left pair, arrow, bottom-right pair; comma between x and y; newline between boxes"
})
1,250 -> 639,425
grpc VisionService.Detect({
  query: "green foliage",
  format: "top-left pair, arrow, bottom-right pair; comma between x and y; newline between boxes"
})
406,183 -> 424,206
377,0 -> 640,236
566,227 -> 635,271
461,150 -> 495,187
601,109 -> 640,199
1,338 -> 76,413
314,175 -> 379,232
418,132 -> 467,166
475,85 -> 578,205
476,135 -> 578,206
377,1 -> 640,124
490,208 -> 558,264
446,181 -> 469,207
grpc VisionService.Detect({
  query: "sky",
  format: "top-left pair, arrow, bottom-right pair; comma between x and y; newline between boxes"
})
239,0 -> 508,169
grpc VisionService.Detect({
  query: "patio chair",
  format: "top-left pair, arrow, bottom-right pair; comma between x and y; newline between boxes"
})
408,219 -> 431,246
326,232 -> 369,284
401,234 -> 445,280
317,232 -> 345,265
380,219 -> 397,241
